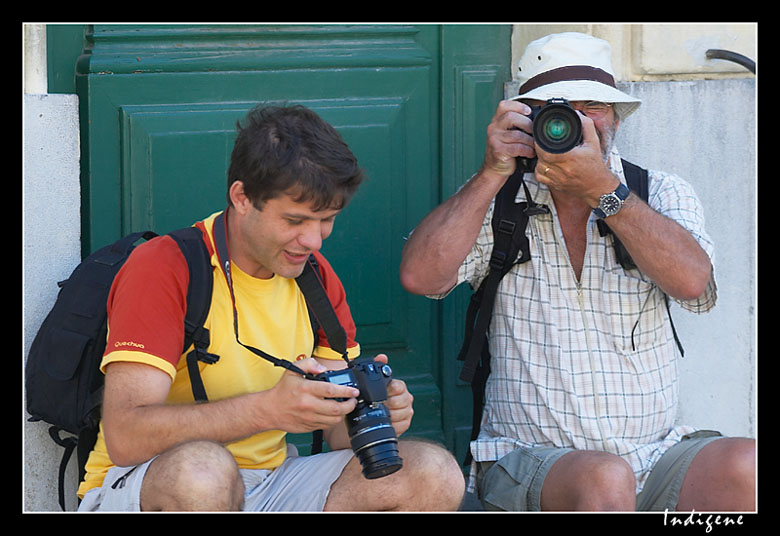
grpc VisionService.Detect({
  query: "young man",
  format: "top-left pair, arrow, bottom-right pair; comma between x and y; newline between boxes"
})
400,33 -> 755,511
78,104 -> 465,512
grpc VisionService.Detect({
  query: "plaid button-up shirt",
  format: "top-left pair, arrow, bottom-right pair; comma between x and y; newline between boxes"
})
437,148 -> 717,492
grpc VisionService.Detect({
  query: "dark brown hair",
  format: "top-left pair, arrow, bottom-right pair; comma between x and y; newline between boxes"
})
227,104 -> 365,211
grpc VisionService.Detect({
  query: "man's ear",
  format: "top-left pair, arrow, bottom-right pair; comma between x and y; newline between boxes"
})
228,180 -> 251,215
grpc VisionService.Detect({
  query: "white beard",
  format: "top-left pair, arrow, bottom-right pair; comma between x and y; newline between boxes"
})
600,123 -> 617,163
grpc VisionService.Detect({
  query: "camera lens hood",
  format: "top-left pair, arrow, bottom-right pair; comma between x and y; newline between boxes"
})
533,101 -> 582,154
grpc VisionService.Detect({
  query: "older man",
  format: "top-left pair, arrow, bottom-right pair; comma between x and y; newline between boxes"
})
400,32 -> 755,512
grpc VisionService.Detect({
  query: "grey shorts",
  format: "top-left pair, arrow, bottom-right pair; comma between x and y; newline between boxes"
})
474,431 -> 722,511
78,446 -> 355,512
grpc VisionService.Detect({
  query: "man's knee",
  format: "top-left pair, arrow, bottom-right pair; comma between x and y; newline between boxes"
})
680,437 -> 756,511
142,440 -> 244,511
583,451 -> 636,486
400,439 -> 463,475
719,438 -> 756,483
544,450 -> 636,511
396,440 -> 466,507
326,439 -> 465,511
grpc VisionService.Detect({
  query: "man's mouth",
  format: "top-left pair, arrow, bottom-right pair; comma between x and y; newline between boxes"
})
283,251 -> 310,264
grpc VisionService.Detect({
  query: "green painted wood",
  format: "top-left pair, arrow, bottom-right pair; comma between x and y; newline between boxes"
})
438,25 -> 512,464
61,23 -> 510,459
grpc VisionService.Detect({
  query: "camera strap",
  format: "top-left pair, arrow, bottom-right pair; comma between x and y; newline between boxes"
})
212,210 -> 323,379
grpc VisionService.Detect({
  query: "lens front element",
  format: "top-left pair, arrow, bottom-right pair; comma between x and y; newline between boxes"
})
533,100 -> 583,154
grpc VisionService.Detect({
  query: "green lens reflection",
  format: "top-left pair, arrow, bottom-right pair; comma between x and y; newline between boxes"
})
545,118 -> 570,140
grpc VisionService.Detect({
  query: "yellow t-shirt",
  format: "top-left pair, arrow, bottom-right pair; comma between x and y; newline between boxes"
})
78,212 -> 360,497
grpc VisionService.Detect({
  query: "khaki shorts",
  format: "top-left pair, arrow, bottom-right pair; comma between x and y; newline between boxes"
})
475,431 -> 722,511
78,446 -> 354,512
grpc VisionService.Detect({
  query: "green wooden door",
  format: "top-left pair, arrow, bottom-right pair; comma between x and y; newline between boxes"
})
69,23 -> 509,460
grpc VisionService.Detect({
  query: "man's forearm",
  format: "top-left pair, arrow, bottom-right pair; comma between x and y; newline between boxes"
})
400,168 -> 507,296
605,193 -> 713,301
103,389 -> 273,467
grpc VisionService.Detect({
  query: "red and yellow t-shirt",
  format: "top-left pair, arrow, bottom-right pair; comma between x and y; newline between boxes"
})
78,212 -> 360,497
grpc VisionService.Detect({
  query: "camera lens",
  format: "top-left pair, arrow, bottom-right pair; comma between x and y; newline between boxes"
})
542,117 -> 571,143
346,403 -> 403,479
533,101 -> 582,154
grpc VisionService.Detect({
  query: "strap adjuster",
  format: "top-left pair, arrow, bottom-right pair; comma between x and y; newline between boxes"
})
496,219 -> 516,235
489,250 -> 507,270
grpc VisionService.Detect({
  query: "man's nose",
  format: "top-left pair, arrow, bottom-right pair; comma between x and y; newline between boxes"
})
297,222 -> 323,252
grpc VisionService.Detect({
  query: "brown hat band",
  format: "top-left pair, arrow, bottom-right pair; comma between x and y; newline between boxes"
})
518,65 -> 616,95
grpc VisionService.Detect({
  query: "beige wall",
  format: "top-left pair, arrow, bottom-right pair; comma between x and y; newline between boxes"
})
511,23 -> 756,81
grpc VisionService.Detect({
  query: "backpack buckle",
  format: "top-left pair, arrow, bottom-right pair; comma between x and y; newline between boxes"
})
191,347 -> 220,365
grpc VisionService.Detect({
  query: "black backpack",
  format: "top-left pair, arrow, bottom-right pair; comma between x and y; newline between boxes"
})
25,216 -> 346,509
25,226 -> 213,510
456,159 -> 683,465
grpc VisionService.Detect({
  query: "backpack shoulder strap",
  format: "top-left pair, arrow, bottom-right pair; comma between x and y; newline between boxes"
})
621,158 -> 649,202
295,255 -> 349,359
295,254 -> 349,454
623,160 -> 684,356
168,226 -> 219,403
457,166 -> 550,465
295,255 -> 350,456
168,227 -> 214,349
598,160 -> 685,357
457,168 -> 534,384
302,255 -> 321,348
596,159 -> 649,270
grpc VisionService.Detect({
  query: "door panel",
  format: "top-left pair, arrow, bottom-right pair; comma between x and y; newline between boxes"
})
438,26 -> 512,462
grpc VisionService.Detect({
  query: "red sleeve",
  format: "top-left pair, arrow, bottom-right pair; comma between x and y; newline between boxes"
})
311,251 -> 359,356
104,235 -> 190,370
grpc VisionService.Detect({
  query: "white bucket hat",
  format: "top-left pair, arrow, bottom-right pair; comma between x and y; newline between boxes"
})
512,32 -> 641,120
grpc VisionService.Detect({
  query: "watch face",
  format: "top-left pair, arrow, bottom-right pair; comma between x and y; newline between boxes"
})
601,194 -> 621,215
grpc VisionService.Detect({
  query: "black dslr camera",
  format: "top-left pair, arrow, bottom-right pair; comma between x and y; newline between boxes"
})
313,356 -> 403,479
527,98 -> 583,154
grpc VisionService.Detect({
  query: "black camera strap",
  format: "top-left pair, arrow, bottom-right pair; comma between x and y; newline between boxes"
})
212,210 -> 346,380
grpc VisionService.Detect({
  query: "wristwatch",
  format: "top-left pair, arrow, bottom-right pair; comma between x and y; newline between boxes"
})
594,183 -> 630,219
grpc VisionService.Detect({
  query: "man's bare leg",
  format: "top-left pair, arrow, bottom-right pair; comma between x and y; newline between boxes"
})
325,439 -> 465,511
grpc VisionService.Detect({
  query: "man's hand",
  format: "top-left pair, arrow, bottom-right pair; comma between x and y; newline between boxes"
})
483,99 -> 537,179
372,354 -> 414,437
534,112 -> 618,206
263,358 -> 359,435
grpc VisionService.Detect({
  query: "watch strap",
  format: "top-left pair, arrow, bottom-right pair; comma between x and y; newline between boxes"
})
594,182 -> 629,219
